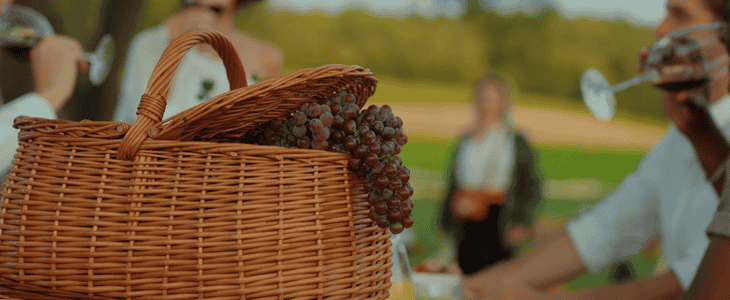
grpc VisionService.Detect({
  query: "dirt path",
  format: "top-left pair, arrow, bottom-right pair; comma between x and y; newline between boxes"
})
375,102 -> 666,149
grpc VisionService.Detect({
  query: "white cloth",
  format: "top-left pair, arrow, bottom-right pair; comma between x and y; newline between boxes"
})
455,126 -> 516,190
567,94 -> 730,290
0,93 -> 56,175
114,24 -> 254,125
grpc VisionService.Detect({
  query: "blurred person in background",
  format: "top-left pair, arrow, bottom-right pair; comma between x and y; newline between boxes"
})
0,0 -> 87,175
113,0 -> 283,125
418,71 -> 542,276
461,0 -> 730,299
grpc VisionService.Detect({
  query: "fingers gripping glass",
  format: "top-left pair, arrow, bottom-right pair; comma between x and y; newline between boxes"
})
0,5 -> 115,86
581,22 -> 729,120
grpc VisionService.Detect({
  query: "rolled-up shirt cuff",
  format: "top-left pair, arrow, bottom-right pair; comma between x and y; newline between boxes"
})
567,216 -> 611,274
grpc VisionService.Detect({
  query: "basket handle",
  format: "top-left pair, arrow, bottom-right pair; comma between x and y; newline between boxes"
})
118,29 -> 247,160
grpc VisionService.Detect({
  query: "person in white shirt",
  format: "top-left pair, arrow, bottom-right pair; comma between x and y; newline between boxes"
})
113,0 -> 283,125
460,0 -> 730,299
0,0 -> 87,176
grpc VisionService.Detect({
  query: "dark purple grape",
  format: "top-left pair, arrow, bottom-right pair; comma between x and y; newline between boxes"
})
368,192 -> 380,205
382,164 -> 398,178
356,124 -> 369,134
381,104 -> 392,115
395,116 -> 403,128
343,119 -> 356,134
392,156 -> 403,166
345,93 -> 357,104
371,121 -> 384,134
374,201 -> 389,215
399,202 -> 412,216
271,118 -> 283,130
320,112 -> 334,127
354,144 -> 368,159
292,125 -> 307,138
397,169 -> 410,184
371,163 -> 384,176
376,110 -> 389,122
385,116 -> 398,128
348,158 -> 360,171
396,187 -> 410,199
380,143 -> 394,156
315,140 -> 330,150
363,112 -> 375,124
389,177 -> 403,190
406,182 -> 414,197
402,216 -> 413,229
297,136 -> 311,149
394,144 -> 402,155
387,197 -> 401,209
368,142 -> 381,155
361,131 -> 376,145
380,188 -> 394,199
387,209 -> 402,223
332,115 -> 345,129
376,216 -> 390,229
364,153 -> 379,167
293,111 -> 307,126
308,118 -> 324,132
343,137 -> 357,151
367,105 -> 379,114
368,208 -> 379,221
374,175 -> 389,189
382,127 -> 395,140
330,103 -> 341,115
342,105 -> 357,120
306,103 -> 322,118
390,222 -> 404,234
397,132 -> 408,146
332,130 -> 345,142
320,104 -> 331,114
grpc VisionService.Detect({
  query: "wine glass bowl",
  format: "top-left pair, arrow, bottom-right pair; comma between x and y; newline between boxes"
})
580,22 -> 728,120
581,68 -> 616,121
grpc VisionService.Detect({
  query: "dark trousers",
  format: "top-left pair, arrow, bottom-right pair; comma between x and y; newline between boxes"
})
457,205 -> 514,275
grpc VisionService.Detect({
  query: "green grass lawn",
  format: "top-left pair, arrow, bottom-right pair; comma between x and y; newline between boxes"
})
401,134 -> 659,291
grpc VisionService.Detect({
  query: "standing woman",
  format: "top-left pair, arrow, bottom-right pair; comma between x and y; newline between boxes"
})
113,0 -> 284,125
438,71 -> 543,276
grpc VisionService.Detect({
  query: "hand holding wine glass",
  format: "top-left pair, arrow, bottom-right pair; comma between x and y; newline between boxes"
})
30,35 -> 87,113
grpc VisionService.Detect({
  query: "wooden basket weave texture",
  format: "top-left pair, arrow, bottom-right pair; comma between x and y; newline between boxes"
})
0,30 -> 391,300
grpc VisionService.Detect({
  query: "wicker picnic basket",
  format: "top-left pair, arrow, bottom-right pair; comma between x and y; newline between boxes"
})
0,30 -> 393,300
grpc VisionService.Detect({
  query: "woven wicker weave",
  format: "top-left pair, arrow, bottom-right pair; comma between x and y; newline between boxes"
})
0,30 -> 391,300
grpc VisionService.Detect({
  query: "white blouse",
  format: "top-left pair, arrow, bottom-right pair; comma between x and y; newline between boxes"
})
114,24 -> 255,125
455,126 -> 516,191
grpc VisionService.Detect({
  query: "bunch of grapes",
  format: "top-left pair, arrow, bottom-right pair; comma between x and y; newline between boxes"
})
246,91 -> 413,234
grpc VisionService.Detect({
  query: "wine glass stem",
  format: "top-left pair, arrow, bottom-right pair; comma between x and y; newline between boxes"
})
611,73 -> 652,93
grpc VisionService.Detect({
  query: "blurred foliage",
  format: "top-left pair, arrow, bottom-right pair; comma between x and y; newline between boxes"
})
49,0 -> 665,121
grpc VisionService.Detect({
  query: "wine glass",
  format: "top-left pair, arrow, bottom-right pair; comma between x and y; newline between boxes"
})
0,4 -> 115,86
580,21 -> 728,120
388,234 -> 417,300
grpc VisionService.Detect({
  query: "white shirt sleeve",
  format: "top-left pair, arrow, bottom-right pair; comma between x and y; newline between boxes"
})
113,25 -> 169,124
567,134 -> 668,274
0,93 -> 56,175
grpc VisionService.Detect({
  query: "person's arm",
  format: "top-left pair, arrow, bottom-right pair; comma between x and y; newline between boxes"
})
497,269 -> 682,300
507,133 -> 543,245
0,94 -> 57,174
461,227 -> 585,299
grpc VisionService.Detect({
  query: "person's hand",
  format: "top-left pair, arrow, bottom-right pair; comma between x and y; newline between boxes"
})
460,263 -> 511,300
506,224 -> 530,248
30,35 -> 87,113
